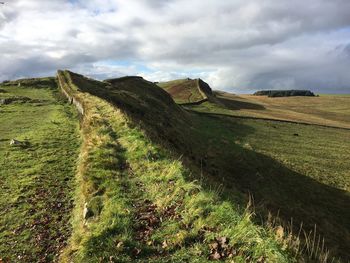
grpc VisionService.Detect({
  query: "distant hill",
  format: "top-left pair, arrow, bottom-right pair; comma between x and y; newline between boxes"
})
157,78 -> 213,104
254,90 -> 315,97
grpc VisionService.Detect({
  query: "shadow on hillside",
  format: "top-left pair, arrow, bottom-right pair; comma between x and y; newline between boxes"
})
66,72 -> 349,261
216,96 -> 265,111
185,113 -> 350,262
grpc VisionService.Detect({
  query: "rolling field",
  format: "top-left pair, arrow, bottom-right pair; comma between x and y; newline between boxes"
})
192,113 -> 350,258
183,94 -> 350,261
158,80 -> 350,260
193,91 -> 350,129
0,82 -> 80,262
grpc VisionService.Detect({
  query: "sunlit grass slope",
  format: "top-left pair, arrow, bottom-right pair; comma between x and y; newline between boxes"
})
0,79 -> 80,262
102,76 -> 350,261
191,91 -> 350,129
184,94 -> 350,261
59,71 -> 294,262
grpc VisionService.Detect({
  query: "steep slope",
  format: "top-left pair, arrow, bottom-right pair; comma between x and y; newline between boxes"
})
66,71 -> 195,154
57,70 -> 294,262
60,71 -> 350,262
157,78 -> 213,104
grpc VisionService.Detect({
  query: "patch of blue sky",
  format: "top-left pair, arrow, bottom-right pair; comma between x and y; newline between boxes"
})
101,60 -> 154,73
67,0 -> 117,14
67,0 -> 79,5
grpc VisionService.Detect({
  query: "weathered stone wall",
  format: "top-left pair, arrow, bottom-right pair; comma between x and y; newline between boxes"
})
57,71 -> 84,116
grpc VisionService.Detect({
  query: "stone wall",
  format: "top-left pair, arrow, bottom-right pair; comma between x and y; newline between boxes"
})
57,71 -> 84,116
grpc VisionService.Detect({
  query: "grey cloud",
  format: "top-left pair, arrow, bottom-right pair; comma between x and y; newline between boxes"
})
0,0 -> 350,93
344,44 -> 350,57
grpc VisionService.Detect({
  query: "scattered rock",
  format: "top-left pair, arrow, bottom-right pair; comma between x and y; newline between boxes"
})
10,139 -> 22,146
243,143 -> 253,150
83,202 -> 93,219
10,139 -> 29,147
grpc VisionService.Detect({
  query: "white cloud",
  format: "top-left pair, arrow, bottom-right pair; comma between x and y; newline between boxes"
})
0,0 -> 350,93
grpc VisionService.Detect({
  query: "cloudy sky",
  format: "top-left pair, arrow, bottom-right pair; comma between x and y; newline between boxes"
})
1,0 -> 350,93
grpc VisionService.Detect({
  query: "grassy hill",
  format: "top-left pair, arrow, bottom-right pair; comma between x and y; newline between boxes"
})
157,78 -> 213,104
1,72 -> 349,262
57,71 -> 294,262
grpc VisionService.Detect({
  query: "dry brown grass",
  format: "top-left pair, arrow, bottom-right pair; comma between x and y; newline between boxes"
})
213,92 -> 350,129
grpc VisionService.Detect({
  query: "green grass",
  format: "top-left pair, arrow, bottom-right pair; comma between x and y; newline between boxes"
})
236,119 -> 350,191
0,83 -> 80,262
184,103 -> 350,261
60,71 -> 294,262
2,71 -> 348,262
61,71 -> 350,261
85,72 -> 350,260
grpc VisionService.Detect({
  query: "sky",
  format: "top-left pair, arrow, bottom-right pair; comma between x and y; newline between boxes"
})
1,0 -> 350,93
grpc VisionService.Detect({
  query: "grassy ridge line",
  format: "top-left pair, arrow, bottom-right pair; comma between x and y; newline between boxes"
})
58,71 -> 293,262
57,70 -> 85,115
57,71 -> 134,261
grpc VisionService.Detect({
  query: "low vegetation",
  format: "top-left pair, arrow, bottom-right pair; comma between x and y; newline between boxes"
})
190,91 -> 350,129
0,80 -> 80,262
184,96 -> 350,261
1,71 -> 349,262
59,71 -> 294,262
192,113 -> 350,259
